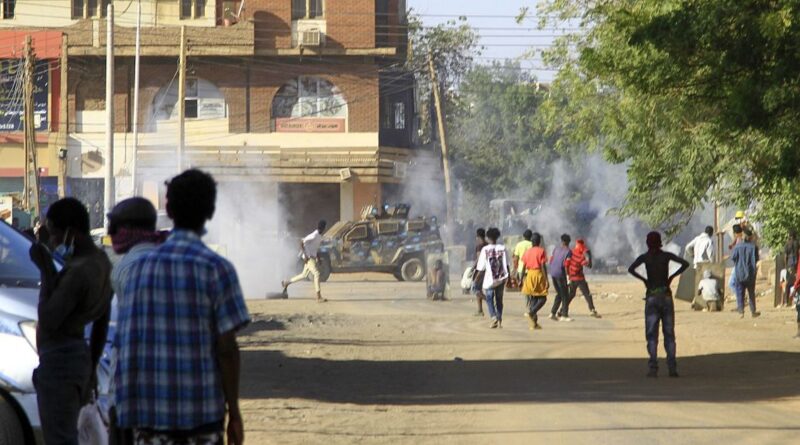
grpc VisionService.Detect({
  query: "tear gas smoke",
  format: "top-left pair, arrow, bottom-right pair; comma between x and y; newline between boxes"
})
206,181 -> 297,299
526,154 -> 715,269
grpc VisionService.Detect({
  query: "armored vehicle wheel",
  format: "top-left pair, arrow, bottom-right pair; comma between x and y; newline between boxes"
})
393,270 -> 405,281
400,257 -> 425,282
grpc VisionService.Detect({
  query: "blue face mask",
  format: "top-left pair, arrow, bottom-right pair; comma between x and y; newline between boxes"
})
53,229 -> 75,262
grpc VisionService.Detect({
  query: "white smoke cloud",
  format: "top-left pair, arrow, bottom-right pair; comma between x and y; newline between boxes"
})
206,180 -> 298,299
501,153 -> 714,270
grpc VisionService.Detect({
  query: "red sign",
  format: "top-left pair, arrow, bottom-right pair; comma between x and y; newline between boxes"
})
275,118 -> 345,133
0,31 -> 62,59
0,167 -> 49,178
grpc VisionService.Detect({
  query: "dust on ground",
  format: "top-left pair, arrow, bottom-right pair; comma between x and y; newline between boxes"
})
239,273 -> 800,445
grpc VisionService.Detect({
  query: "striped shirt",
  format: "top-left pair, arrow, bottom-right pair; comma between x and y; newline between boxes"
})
114,229 -> 250,430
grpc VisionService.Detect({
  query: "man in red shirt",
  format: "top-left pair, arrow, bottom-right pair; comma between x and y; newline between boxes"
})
565,238 -> 601,320
519,233 -> 549,330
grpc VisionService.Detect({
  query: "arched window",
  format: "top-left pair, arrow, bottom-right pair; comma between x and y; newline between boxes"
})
152,77 -> 226,121
272,77 -> 347,132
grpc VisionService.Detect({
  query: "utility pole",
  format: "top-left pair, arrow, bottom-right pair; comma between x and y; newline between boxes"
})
104,3 -> 115,220
428,53 -> 454,234
131,0 -> 141,195
177,25 -> 186,172
22,36 -> 40,219
58,34 -> 68,198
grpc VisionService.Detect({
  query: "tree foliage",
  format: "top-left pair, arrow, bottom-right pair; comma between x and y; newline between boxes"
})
448,63 -> 556,214
407,13 -> 482,145
538,0 -> 800,246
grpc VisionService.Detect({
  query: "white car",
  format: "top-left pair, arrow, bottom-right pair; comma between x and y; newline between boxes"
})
0,221 -> 113,444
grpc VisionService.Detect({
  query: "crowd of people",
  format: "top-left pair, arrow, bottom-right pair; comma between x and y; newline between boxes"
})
467,227 -> 602,330
28,169 -> 249,445
466,217 -> 800,377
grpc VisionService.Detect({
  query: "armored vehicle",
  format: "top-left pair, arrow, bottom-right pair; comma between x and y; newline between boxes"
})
316,204 -> 444,282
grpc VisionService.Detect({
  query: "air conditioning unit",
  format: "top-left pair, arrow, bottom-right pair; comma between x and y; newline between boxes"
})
339,168 -> 352,181
300,29 -> 321,47
393,161 -> 408,179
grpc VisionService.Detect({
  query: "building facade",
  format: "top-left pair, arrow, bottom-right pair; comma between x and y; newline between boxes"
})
0,0 -> 424,232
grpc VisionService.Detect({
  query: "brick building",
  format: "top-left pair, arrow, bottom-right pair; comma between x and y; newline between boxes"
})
0,0 -> 430,232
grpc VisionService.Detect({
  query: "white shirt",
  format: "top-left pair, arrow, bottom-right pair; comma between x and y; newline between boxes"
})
686,233 -> 713,267
698,277 -> 720,301
476,243 -> 509,289
302,230 -> 323,258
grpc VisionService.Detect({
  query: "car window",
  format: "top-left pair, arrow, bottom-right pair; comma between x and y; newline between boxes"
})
0,221 -> 41,287
324,221 -> 349,238
407,220 -> 428,232
345,225 -> 369,241
377,222 -> 399,235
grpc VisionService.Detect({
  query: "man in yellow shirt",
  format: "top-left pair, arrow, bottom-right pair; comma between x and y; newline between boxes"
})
511,230 -> 533,289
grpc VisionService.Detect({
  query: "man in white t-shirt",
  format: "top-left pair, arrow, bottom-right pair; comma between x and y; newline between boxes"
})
282,220 -> 327,302
476,227 -> 510,329
697,270 -> 720,311
685,226 -> 714,268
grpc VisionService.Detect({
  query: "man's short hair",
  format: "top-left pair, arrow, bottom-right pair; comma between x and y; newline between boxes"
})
561,233 -> 571,244
733,224 -> 743,234
531,232 -> 542,246
318,220 -> 327,232
523,229 -> 533,241
486,227 -> 501,243
47,198 -> 90,234
166,169 -> 217,231
705,226 -> 714,236
477,228 -> 486,238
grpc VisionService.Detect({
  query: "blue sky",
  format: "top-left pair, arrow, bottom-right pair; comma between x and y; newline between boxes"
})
407,0 -> 558,81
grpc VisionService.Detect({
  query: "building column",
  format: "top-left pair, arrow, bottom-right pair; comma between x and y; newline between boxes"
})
353,181 -> 381,219
340,181 -> 354,221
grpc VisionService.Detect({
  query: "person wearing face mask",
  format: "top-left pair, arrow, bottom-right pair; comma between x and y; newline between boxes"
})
107,197 -> 167,298
28,197 -> 113,445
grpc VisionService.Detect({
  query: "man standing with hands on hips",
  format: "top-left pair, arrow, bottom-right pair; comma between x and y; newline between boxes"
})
628,232 -> 690,378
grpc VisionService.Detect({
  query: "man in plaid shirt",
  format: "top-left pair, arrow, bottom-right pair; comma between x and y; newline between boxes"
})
115,169 -> 250,445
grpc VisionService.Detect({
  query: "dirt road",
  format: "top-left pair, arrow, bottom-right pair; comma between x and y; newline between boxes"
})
239,274 -> 800,444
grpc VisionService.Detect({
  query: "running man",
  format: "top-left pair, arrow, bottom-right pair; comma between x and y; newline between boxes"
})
282,220 -> 328,302
476,227 -> 510,329
511,229 -> 533,289
565,238 -> 601,319
519,232 -> 548,330
549,234 -> 573,321
628,231 -> 690,378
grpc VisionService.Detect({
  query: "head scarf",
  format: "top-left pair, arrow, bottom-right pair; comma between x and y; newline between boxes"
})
112,227 -> 169,254
703,270 -> 712,279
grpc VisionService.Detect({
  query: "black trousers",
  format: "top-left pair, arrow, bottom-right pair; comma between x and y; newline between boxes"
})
550,275 -> 570,316
569,280 -> 596,312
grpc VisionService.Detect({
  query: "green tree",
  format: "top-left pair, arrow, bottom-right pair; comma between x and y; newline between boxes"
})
448,62 -> 557,217
537,0 -> 800,246
407,13 -> 482,144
